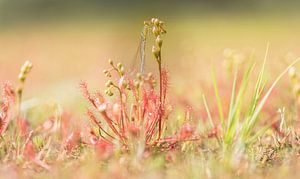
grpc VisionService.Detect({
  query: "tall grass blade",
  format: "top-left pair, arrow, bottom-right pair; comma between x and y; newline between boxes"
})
212,70 -> 225,130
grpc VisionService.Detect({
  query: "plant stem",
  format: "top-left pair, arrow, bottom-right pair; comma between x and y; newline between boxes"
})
158,58 -> 163,140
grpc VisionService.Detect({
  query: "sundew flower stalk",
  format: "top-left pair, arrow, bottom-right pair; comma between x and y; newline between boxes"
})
80,18 -> 170,149
147,18 -> 167,139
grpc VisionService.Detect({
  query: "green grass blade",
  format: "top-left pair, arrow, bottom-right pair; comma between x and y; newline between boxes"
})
202,94 -> 215,129
225,64 -> 255,145
245,58 -> 300,137
211,70 -> 225,130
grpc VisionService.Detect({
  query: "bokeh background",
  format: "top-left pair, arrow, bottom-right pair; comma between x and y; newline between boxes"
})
1,0 -> 300,111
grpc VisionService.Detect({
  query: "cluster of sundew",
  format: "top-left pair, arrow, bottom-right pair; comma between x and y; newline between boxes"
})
102,59 -> 157,97
288,67 -> 300,104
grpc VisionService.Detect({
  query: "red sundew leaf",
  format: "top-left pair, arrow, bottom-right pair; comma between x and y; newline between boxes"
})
161,67 -> 169,104
16,117 -> 30,137
0,82 -> 15,136
143,150 -> 151,159
1,82 -> 15,103
42,117 -> 55,131
61,112 -> 72,140
165,151 -> 175,163
208,126 -> 219,138
0,111 -> 10,136
128,124 -> 140,137
89,135 -> 98,145
179,123 -> 195,140
159,135 -> 178,143
86,110 -> 116,141
64,131 -> 81,153
79,81 -> 97,108
94,139 -> 114,160
24,141 -> 36,160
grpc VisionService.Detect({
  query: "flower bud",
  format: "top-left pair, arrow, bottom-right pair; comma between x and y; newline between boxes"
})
152,26 -> 159,36
117,63 -> 123,69
154,18 -> 160,26
156,35 -> 163,48
151,18 -> 156,24
293,84 -> 300,96
108,59 -> 113,65
103,69 -> 108,74
119,66 -> 125,76
18,74 -> 25,82
19,60 -> 33,82
143,21 -> 149,26
134,80 -> 140,88
152,46 -> 160,59
105,80 -> 113,87
147,72 -> 153,78
136,73 -> 142,80
105,88 -> 113,96
152,79 -> 157,86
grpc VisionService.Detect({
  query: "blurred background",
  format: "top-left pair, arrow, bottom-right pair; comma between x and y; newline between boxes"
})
1,0 -> 300,111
